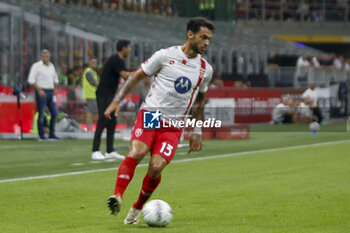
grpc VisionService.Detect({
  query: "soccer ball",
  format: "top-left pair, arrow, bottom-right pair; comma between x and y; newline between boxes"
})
309,121 -> 320,132
142,199 -> 173,227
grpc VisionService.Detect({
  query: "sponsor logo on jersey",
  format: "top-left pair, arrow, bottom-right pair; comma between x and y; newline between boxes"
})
143,110 -> 162,129
174,76 -> 192,94
167,92 -> 188,101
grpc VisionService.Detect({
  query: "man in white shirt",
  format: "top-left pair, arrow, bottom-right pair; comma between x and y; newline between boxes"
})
295,98 -> 314,123
28,49 -> 60,140
302,82 -> 323,123
295,55 -> 310,87
311,56 -> 321,68
272,98 -> 294,124
104,17 -> 214,224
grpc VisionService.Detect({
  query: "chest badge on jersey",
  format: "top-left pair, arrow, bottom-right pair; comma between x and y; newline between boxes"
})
174,76 -> 192,94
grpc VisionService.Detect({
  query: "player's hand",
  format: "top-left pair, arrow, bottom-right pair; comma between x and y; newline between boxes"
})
104,101 -> 120,120
188,133 -> 202,154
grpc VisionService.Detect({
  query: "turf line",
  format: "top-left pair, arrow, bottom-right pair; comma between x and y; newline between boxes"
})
1,139 -> 349,184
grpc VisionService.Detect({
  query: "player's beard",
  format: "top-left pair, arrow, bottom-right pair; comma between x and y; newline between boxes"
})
191,41 -> 202,54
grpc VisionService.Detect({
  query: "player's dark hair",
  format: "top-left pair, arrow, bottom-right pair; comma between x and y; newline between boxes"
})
89,56 -> 97,60
187,17 -> 215,34
116,40 -> 131,52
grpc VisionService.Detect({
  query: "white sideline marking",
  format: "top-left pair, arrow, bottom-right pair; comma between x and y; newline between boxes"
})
89,161 -> 102,164
72,163 -> 84,166
1,139 -> 349,184
0,145 -> 41,149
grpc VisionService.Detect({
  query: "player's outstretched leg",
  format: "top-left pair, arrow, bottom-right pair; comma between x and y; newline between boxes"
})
124,207 -> 142,224
124,173 -> 161,224
114,157 -> 138,198
106,157 -> 137,216
108,140 -> 149,216
124,154 -> 165,224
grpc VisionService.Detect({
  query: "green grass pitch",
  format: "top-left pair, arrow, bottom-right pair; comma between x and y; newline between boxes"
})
0,127 -> 350,232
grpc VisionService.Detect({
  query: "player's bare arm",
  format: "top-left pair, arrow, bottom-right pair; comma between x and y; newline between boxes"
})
104,67 -> 148,119
188,92 -> 206,153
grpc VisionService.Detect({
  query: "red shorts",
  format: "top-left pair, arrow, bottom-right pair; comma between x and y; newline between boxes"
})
131,110 -> 182,163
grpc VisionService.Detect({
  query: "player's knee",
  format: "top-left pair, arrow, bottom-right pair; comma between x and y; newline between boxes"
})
128,150 -> 147,162
128,140 -> 150,162
148,158 -> 167,178
148,166 -> 162,179
149,163 -> 162,174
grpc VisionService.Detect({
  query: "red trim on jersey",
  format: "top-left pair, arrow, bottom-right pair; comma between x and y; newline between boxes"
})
183,59 -> 206,118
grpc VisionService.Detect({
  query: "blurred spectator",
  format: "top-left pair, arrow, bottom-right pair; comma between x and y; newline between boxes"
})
46,0 -> 348,22
302,82 -> 323,123
311,56 -> 321,68
68,65 -> 83,85
310,0 -> 322,21
56,113 -> 82,132
140,0 -> 146,12
333,56 -> 344,70
297,1 -> 310,20
82,56 -> 99,131
111,0 -> 117,10
338,80 -> 349,116
209,78 -> 224,89
267,53 -> 279,67
302,82 -> 317,107
344,59 -> 350,72
209,71 -> 224,88
32,110 -> 82,133
236,0 -> 244,19
126,0 -> 133,11
233,80 -> 251,89
295,55 -> 310,83
166,0 -> 173,15
198,0 -> 215,19
207,0 -> 215,20
294,98 -> 315,123
31,110 -> 50,135
319,54 -> 332,67
86,0 -> 92,7
93,0 -> 102,9
272,98 -> 294,124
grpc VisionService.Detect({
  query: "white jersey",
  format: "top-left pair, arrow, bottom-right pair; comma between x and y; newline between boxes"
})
140,46 -> 213,120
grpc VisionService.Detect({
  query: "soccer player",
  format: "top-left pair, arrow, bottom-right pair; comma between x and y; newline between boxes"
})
104,17 -> 215,224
